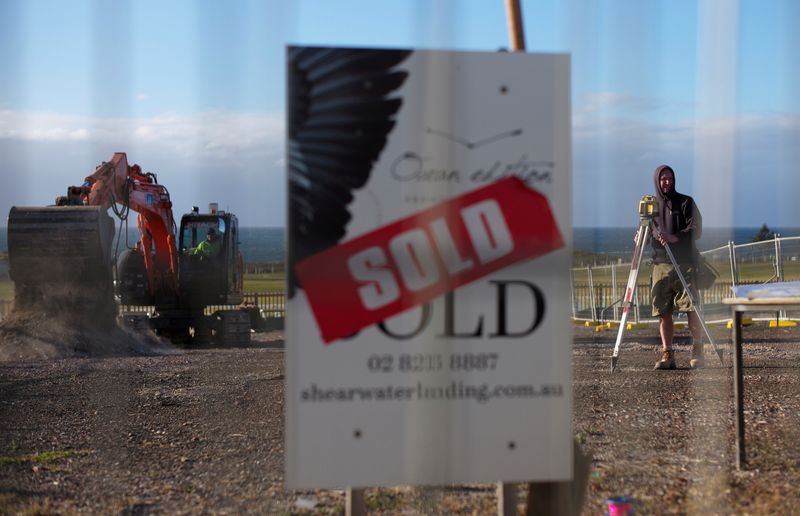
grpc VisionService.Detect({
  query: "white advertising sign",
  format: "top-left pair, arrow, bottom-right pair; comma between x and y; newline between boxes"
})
286,47 -> 571,488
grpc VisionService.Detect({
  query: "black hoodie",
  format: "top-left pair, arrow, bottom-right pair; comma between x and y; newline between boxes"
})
651,165 -> 702,265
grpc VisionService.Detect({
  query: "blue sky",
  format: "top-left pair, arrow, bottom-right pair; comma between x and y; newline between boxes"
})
0,0 -> 798,228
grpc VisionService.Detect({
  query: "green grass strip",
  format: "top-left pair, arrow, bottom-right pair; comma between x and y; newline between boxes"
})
0,449 -> 90,465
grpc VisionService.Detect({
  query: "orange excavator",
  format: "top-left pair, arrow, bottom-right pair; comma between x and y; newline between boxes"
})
7,152 -> 250,344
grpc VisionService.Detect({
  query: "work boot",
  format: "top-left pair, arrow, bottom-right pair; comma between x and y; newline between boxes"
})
654,350 -> 676,370
690,339 -> 705,369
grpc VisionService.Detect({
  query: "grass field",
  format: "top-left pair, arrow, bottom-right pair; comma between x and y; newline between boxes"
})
243,272 -> 285,293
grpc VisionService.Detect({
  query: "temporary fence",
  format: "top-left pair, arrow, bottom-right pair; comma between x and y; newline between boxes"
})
221,291 -> 286,318
118,291 -> 286,319
573,235 -> 800,325
5,235 -> 800,327
0,291 -> 287,324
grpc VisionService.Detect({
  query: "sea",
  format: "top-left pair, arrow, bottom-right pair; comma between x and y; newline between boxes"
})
0,227 -> 285,264
572,226 -> 800,261
0,226 -> 797,263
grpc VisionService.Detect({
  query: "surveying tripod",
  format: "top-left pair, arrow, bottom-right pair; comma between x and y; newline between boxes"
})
610,195 -> 724,372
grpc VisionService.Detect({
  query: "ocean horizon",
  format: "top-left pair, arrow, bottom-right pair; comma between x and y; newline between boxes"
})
1,226 -> 798,264
572,226 -> 800,260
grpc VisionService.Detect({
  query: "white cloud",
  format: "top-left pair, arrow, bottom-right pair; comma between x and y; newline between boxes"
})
578,92 -> 680,115
2,107 -> 798,228
135,93 -> 149,101
0,109 -> 288,226
571,109 -> 800,226
0,109 -> 285,162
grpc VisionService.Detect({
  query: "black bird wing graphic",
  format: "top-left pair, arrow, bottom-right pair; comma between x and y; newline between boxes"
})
288,47 -> 412,296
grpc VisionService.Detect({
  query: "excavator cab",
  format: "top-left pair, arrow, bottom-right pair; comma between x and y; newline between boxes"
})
178,207 -> 244,308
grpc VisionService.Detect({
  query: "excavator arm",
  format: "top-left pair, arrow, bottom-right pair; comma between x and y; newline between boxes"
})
7,152 -> 179,312
75,152 -> 179,299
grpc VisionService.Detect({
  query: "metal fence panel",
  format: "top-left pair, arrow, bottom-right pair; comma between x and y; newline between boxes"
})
571,235 -> 800,323
6,234 -> 800,326
0,292 -> 288,324
122,291 -> 287,319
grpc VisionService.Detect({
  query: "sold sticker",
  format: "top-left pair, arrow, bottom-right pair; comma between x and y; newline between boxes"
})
294,177 -> 564,343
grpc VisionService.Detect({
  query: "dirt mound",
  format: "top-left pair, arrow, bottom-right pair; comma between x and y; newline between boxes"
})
0,310 -> 176,362
1,277 -> 176,362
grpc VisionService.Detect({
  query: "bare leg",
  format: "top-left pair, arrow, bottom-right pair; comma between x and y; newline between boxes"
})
659,312 -> 674,351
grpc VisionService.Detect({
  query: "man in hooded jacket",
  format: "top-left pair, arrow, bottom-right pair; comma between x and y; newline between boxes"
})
648,164 -> 705,369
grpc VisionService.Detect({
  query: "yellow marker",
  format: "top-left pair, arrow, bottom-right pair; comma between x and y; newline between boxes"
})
769,320 -> 797,328
606,322 -> 620,328
626,323 -> 647,330
727,318 -> 753,329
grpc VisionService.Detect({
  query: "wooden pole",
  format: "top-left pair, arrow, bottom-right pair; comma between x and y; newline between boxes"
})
732,309 -> 746,469
499,2 -> 526,514
496,482 -> 517,516
505,0 -> 527,51
346,487 -> 365,516
502,3 -> 593,514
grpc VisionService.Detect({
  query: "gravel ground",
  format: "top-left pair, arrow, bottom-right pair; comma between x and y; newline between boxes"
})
2,321 -> 800,514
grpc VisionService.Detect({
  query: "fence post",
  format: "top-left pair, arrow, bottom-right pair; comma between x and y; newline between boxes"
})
569,268 -> 577,320
611,263 -> 618,320
775,233 -> 784,282
775,234 -> 786,321
587,266 -> 596,321
597,284 -> 604,321
728,241 -> 739,288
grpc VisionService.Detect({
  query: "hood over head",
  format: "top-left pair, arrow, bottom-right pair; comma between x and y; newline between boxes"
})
653,164 -> 675,200
653,164 -> 676,235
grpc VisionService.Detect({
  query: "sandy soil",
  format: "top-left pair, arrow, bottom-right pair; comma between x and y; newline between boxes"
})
2,322 -> 800,514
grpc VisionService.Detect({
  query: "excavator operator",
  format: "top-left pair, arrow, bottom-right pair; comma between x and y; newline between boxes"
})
190,227 -> 222,258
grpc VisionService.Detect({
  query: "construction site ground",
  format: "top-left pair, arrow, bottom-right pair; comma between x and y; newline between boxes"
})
2,320 -> 800,514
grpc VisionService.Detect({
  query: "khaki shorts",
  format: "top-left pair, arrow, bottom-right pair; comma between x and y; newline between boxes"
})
651,262 -> 696,316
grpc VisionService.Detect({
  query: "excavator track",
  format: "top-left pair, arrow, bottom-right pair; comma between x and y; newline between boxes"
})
7,206 -> 116,316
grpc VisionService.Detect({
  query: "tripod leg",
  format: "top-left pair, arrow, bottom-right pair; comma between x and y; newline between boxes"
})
611,224 -> 650,372
662,243 -> 724,365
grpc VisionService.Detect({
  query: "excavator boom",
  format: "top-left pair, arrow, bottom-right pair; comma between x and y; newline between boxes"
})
6,152 -> 177,311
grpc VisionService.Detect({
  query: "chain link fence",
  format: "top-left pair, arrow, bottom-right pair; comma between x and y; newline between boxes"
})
572,235 -> 800,324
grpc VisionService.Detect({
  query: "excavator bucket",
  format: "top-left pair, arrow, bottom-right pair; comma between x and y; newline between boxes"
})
7,206 -> 116,314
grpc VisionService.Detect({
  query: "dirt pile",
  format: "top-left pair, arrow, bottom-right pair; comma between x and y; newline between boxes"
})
0,252 -> 8,279
0,309 -> 175,362
0,276 -> 176,362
